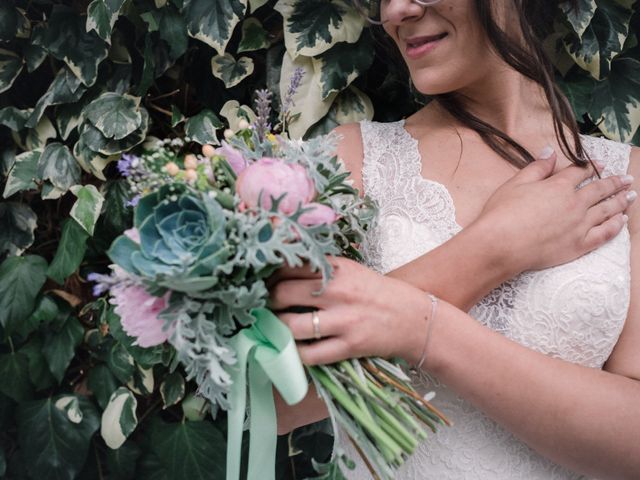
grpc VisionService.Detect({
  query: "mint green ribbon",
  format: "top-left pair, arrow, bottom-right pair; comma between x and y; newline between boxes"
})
226,308 -> 309,480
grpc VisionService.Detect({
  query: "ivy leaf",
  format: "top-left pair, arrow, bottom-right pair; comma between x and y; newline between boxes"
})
313,34 -> 374,100
79,109 -> 149,155
238,18 -> 270,53
18,294 -> 59,338
85,92 -> 142,140
0,352 -> 33,401
211,53 -> 254,88
185,109 -> 223,145
37,142 -> 81,193
158,6 -> 189,60
182,0 -> 248,55
556,70 -> 597,120
27,67 -> 87,128
275,0 -> 364,58
56,101 -> 86,141
589,57 -> 640,142
17,396 -> 100,480
87,364 -> 120,409
32,5 -> 109,86
70,184 -> 106,235
87,0 -> 127,43
42,316 -> 84,383
560,0 -> 597,38
108,309 -> 165,368
160,371 -> 185,408
101,387 -> 138,449
26,115 -> 57,151
0,48 -> 23,94
107,342 -> 136,384
0,4 -> 19,41
171,105 -> 185,127
23,44 -> 47,72
20,337 -> 57,391
3,150 -> 40,198
151,419 -> 226,479
106,441 -> 142,480
47,219 -> 90,285
0,106 -> 33,131
0,255 -> 47,331
0,203 -> 38,257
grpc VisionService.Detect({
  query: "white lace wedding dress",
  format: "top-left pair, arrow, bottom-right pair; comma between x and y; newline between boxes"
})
341,120 -> 632,480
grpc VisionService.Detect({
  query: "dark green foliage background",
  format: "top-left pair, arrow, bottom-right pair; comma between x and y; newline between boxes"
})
0,1 -> 638,479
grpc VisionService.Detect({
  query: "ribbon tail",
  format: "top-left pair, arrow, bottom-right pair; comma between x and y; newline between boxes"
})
247,361 -> 277,480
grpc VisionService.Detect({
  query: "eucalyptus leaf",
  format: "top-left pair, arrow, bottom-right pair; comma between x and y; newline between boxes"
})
101,387 -> 138,449
211,53 -> 254,88
47,219 -> 90,284
0,48 -> 23,94
70,184 -> 106,235
42,316 -> 84,383
182,0 -> 248,55
3,149 -> 40,198
17,396 -> 100,480
37,142 -> 81,192
185,109 -> 224,145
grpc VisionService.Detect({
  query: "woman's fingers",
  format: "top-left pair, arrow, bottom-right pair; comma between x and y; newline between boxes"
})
296,337 -> 353,366
586,189 -> 636,226
577,174 -> 634,205
269,278 -> 326,310
277,309 -> 344,341
582,213 -> 628,252
551,161 -> 600,186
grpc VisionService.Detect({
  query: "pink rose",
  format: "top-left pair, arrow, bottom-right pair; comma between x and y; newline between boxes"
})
110,284 -> 173,347
217,142 -> 248,175
298,203 -> 338,226
236,158 -> 315,214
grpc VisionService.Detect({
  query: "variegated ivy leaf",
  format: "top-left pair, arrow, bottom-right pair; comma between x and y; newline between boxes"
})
0,203 -> 38,256
220,100 -> 257,131
25,116 -> 56,151
182,0 -> 248,55
590,57 -> 640,143
86,0 -> 127,43
27,67 -> 87,128
184,109 -> 224,145
275,0 -> 364,58
127,366 -> 154,396
0,49 -> 23,94
333,86 -> 374,125
0,4 -> 19,41
73,135 -> 115,181
32,5 -> 109,87
211,53 -> 254,88
280,52 -> 337,139
248,0 -> 269,12
160,371 -> 185,408
37,143 -> 81,193
56,102 -> 85,141
0,107 -> 33,132
312,33 -> 374,100
560,0 -> 597,38
238,18 -> 270,53
563,1 -> 633,79
70,184 -> 105,235
101,387 -> 138,450
3,150 -> 41,198
54,396 -> 83,424
85,92 -> 142,140
79,108 -> 149,156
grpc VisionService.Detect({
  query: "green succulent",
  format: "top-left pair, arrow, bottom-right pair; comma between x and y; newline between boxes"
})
108,185 -> 231,293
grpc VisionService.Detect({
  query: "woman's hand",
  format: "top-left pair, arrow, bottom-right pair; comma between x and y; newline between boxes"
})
270,257 -> 430,366
473,151 -> 635,274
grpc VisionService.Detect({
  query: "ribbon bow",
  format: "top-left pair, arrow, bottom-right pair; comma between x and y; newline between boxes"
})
226,308 -> 309,480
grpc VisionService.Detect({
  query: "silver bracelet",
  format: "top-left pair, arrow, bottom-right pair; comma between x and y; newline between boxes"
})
415,293 -> 438,372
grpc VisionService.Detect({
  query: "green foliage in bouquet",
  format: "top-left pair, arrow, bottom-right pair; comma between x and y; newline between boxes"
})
0,0 -> 638,478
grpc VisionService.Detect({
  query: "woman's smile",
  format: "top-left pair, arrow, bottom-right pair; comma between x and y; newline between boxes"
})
404,32 -> 449,59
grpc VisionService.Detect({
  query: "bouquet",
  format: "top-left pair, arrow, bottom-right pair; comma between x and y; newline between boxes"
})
93,88 -> 449,479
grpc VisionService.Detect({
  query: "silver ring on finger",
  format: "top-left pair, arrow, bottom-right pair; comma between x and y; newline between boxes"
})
311,311 -> 322,340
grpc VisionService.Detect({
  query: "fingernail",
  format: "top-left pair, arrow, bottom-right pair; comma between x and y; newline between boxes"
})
626,190 -> 637,202
539,145 -> 554,160
621,174 -> 634,185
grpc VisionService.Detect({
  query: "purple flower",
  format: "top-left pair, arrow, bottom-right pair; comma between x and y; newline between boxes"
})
126,194 -> 141,207
117,154 -> 140,177
282,68 -> 305,115
217,142 -> 249,175
87,272 -> 112,297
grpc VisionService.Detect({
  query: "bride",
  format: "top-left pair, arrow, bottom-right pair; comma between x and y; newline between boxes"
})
273,0 -> 640,478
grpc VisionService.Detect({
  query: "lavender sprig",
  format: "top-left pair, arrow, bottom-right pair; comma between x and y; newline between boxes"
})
280,68 -> 305,132
254,89 -> 272,142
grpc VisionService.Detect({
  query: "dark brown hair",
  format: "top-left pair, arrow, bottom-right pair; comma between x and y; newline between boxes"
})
365,0 -> 589,169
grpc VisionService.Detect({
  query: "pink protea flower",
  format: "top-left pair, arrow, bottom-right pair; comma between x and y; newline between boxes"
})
236,158 -> 315,215
298,203 -> 338,226
110,284 -> 173,347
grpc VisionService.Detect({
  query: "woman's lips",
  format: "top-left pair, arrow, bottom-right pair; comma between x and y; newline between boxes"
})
405,33 -> 448,59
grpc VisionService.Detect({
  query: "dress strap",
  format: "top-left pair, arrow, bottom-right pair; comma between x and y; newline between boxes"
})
581,135 -> 633,177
